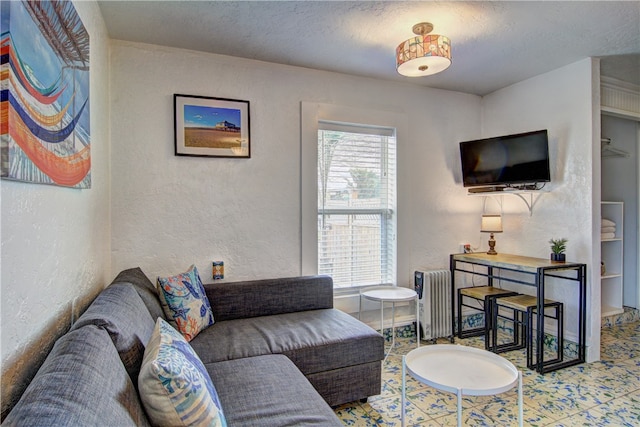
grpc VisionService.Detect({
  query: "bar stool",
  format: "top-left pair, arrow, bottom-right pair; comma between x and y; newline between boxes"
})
491,294 -> 564,370
457,286 -> 519,349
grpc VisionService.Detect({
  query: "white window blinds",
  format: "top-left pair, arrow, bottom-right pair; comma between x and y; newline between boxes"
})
317,121 -> 397,289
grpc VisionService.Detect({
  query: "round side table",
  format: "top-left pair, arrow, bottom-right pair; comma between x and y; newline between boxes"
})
359,286 -> 419,360
401,344 -> 522,427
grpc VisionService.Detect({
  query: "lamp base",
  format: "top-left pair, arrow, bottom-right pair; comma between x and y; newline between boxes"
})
487,233 -> 498,255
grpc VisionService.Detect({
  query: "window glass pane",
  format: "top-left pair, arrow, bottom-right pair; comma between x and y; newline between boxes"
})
317,123 -> 396,288
319,213 -> 386,288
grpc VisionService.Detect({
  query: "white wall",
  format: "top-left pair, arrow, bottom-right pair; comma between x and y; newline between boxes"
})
0,1 -> 111,416
109,40 -> 482,287
0,14 -> 607,416
481,58 -> 600,362
109,43 -> 603,355
601,114 -> 639,307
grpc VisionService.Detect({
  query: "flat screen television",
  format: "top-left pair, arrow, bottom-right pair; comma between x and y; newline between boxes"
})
459,129 -> 550,188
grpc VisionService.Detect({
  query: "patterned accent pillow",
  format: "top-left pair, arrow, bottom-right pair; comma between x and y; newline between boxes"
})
157,265 -> 214,341
139,318 -> 227,427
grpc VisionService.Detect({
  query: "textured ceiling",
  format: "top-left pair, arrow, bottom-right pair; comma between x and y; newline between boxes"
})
98,0 -> 640,96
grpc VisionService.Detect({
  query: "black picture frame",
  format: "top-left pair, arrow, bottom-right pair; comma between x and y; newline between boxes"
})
174,94 -> 250,158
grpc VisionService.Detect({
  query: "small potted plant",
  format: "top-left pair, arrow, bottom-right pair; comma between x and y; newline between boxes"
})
549,238 -> 568,262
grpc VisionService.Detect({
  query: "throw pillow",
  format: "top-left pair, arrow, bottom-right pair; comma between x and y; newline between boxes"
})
139,318 -> 227,427
157,265 -> 214,341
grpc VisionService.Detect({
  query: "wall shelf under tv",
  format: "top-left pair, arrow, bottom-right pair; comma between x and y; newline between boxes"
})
467,189 -> 546,216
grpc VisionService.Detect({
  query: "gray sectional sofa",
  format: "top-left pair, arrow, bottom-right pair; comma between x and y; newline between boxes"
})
3,268 -> 384,426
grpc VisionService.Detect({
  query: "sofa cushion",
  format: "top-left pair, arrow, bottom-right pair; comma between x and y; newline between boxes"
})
139,318 -> 226,427
71,283 -> 155,383
157,265 -> 214,341
111,267 -> 166,321
190,308 -> 384,375
204,276 -> 334,321
2,325 -> 150,427
206,355 -> 341,426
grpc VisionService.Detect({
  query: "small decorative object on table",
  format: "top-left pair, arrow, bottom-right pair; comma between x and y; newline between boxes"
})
549,238 -> 567,262
212,261 -> 224,280
481,214 -> 503,255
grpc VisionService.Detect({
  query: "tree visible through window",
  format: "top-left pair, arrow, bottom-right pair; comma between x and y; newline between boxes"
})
317,122 -> 396,289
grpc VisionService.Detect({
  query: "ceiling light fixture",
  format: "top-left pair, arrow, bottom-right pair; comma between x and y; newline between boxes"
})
396,22 -> 451,77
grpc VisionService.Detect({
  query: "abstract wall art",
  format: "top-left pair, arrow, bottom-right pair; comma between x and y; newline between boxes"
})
1,0 -> 91,188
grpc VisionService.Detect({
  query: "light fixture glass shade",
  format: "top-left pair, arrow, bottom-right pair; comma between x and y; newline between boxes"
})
396,34 -> 451,77
481,214 -> 503,233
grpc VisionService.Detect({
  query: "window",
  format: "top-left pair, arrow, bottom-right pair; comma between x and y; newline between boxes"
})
317,121 -> 396,289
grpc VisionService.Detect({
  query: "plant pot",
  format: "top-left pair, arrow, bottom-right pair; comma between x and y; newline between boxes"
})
550,253 -> 566,262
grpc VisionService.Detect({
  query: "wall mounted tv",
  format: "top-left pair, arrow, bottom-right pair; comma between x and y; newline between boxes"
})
459,129 -> 550,189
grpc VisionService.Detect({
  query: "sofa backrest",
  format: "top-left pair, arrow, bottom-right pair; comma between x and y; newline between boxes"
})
2,325 -> 151,427
71,283 -> 156,384
204,275 -> 334,321
111,267 -> 165,321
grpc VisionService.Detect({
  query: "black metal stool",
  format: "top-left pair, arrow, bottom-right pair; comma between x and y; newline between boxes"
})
457,286 -> 519,349
491,294 -> 564,370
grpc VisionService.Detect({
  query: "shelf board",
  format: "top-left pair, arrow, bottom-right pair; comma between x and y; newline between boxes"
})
601,238 -> 622,242
601,273 -> 622,279
601,305 -> 624,317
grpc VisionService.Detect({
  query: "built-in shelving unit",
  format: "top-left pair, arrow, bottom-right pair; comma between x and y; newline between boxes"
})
467,189 -> 545,216
601,201 -> 624,317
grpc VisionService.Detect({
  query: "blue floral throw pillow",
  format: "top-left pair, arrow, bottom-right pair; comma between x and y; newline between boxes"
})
157,265 -> 214,341
139,318 -> 227,427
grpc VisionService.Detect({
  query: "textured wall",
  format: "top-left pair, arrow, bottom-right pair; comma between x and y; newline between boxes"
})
108,40 -> 482,287
0,13 -> 603,417
481,58 -> 600,361
109,45 -> 601,358
0,1 -> 111,418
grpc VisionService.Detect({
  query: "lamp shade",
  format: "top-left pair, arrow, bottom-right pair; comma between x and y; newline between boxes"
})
481,214 -> 503,233
396,34 -> 451,77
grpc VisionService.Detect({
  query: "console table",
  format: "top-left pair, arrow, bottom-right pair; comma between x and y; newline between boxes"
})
450,253 -> 586,373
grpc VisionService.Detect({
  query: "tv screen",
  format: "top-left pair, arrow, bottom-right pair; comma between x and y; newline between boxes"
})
459,130 -> 550,188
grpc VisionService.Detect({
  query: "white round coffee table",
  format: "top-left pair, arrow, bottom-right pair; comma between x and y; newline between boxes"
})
401,344 -> 522,427
359,286 -> 419,360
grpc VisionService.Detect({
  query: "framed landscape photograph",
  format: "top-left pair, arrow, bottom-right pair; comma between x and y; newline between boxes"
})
174,94 -> 250,158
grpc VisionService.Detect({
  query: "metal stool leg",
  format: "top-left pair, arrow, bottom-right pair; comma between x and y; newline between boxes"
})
558,303 -> 564,362
526,302 -> 564,371
457,288 -> 463,338
526,307 -> 534,369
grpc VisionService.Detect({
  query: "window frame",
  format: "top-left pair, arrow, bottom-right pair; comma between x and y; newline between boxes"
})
317,124 -> 396,289
301,102 -> 406,290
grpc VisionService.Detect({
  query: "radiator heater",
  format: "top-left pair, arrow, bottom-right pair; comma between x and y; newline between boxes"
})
414,269 -> 452,341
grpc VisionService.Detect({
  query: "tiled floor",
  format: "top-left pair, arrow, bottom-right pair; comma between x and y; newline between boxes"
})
334,321 -> 640,426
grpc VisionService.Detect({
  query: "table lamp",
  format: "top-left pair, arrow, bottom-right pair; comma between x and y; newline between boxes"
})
481,214 -> 503,255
